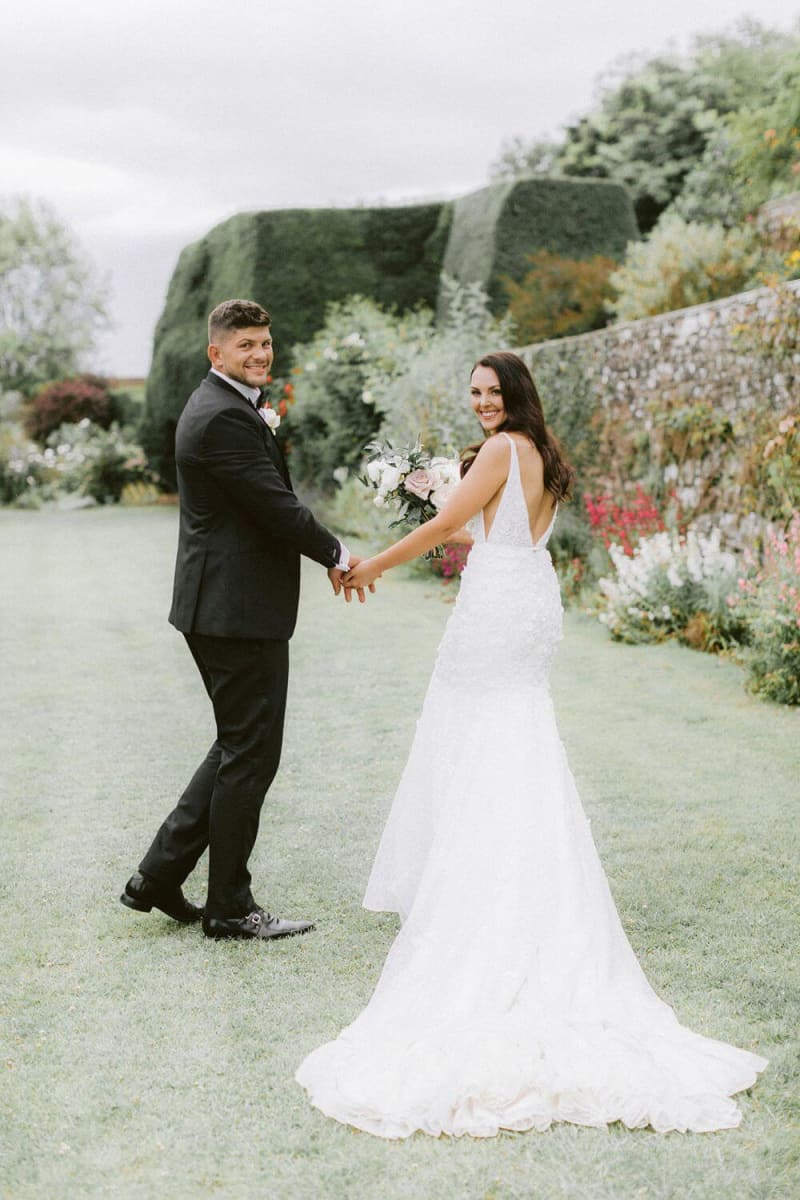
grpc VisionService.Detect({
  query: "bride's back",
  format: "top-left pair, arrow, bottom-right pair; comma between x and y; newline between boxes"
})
482,433 -> 556,545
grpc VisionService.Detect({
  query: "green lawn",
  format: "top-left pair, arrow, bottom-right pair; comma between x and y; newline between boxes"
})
1,507 -> 797,1200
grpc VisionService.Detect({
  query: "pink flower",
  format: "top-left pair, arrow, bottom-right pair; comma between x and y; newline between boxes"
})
404,468 -> 434,501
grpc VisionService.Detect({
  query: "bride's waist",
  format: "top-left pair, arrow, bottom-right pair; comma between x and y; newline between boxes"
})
469,542 -> 552,558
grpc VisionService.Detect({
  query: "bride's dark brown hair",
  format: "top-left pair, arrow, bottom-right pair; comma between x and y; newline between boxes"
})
461,352 -> 575,501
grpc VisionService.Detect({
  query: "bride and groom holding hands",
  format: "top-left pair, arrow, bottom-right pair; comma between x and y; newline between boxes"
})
121,297 -> 765,1139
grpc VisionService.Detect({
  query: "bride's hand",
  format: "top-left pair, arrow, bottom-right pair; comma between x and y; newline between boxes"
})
343,558 -> 382,596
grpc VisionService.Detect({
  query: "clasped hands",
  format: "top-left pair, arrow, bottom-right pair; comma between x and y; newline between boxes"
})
327,556 -> 382,603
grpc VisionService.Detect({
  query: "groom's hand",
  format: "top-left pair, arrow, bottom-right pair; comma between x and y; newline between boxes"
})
327,566 -> 346,596
328,557 -> 375,604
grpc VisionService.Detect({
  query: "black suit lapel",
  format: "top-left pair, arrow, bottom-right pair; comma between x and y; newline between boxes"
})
205,371 -> 292,488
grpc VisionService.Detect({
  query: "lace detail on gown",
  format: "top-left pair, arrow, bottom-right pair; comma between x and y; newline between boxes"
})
296,433 -> 767,1139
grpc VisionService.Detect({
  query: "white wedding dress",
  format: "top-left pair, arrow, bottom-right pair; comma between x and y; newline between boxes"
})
296,434 -> 766,1139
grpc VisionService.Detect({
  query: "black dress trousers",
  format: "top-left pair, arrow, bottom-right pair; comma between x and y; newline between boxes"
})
139,633 -> 289,918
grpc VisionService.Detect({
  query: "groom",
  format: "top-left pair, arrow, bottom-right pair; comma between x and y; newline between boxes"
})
121,298 -> 366,942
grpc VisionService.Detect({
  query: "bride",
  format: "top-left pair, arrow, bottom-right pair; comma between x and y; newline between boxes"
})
295,352 -> 766,1139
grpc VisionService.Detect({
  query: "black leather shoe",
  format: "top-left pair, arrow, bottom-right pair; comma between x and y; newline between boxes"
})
120,872 -> 203,923
202,910 -> 315,940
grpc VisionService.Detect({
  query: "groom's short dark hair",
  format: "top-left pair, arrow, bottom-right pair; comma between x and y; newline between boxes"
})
208,299 -> 271,343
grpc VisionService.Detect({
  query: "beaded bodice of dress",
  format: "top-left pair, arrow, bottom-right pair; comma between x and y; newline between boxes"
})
468,433 -> 558,550
435,432 -> 563,692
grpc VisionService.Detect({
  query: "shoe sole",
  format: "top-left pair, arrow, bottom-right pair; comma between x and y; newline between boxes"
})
202,924 -> 315,941
120,893 -> 202,924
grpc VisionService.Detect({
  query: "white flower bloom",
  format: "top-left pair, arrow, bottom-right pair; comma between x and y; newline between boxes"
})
362,390 -> 374,404
259,407 -> 280,431
342,331 -> 366,348
366,459 -> 385,484
332,467 -> 349,485
431,456 -> 460,485
374,494 -> 387,508
322,346 -> 338,361
667,565 -> 682,588
380,465 -> 402,492
431,482 -> 456,509
304,362 -> 317,372
663,463 -> 679,483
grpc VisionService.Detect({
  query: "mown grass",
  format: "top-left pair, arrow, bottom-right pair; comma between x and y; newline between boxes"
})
1,507 -> 797,1200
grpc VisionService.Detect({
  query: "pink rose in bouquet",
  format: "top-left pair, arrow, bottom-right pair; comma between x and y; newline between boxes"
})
404,468 -> 434,501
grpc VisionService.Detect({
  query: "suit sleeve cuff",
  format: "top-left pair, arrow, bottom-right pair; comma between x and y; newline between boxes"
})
335,540 -> 351,571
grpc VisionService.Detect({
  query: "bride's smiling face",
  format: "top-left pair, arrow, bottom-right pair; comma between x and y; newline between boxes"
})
470,365 -> 506,434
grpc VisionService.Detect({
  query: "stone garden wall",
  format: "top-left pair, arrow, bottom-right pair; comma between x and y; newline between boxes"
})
520,279 -> 800,541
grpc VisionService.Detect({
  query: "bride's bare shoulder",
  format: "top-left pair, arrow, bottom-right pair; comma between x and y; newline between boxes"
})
473,434 -> 513,467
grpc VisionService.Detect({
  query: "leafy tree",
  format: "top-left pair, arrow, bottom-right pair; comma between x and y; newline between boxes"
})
490,136 -> 562,181
727,49 -> 800,209
0,197 -> 109,398
557,55 -> 733,231
492,22 -> 800,232
666,122 -> 747,228
502,250 -> 616,343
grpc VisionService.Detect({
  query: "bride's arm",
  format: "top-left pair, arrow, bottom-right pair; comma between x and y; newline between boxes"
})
345,437 -> 509,587
444,527 -> 474,545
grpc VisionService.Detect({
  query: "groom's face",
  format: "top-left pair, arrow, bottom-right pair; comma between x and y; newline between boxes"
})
208,325 -> 274,388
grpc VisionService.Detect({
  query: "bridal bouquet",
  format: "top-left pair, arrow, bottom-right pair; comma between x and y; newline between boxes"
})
361,439 -> 460,558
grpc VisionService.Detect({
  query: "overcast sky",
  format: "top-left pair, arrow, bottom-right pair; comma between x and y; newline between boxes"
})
2,0 -> 798,376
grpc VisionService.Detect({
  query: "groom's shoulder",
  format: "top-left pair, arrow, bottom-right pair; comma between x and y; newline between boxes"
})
183,373 -> 239,418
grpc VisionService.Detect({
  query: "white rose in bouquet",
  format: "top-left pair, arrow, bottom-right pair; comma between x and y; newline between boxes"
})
431,482 -> 456,510
380,465 -> 403,493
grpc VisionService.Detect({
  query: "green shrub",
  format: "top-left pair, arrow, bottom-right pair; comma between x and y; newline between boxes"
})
734,516 -> 800,704
597,526 -> 742,648
370,278 -> 516,454
143,180 -> 637,486
0,420 -> 154,506
441,177 -> 637,317
608,215 -> 765,320
286,296 -> 433,489
23,375 -> 116,443
141,203 -> 451,486
316,475 -> 390,544
502,249 -> 616,342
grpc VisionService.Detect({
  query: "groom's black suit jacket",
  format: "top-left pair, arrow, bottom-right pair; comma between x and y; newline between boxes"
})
168,371 -> 340,640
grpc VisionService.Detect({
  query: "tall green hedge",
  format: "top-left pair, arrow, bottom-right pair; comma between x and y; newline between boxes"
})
142,180 -> 636,486
440,176 -> 638,314
141,203 -> 450,485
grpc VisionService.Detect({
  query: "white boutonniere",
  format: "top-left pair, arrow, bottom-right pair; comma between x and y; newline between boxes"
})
259,405 -> 281,432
